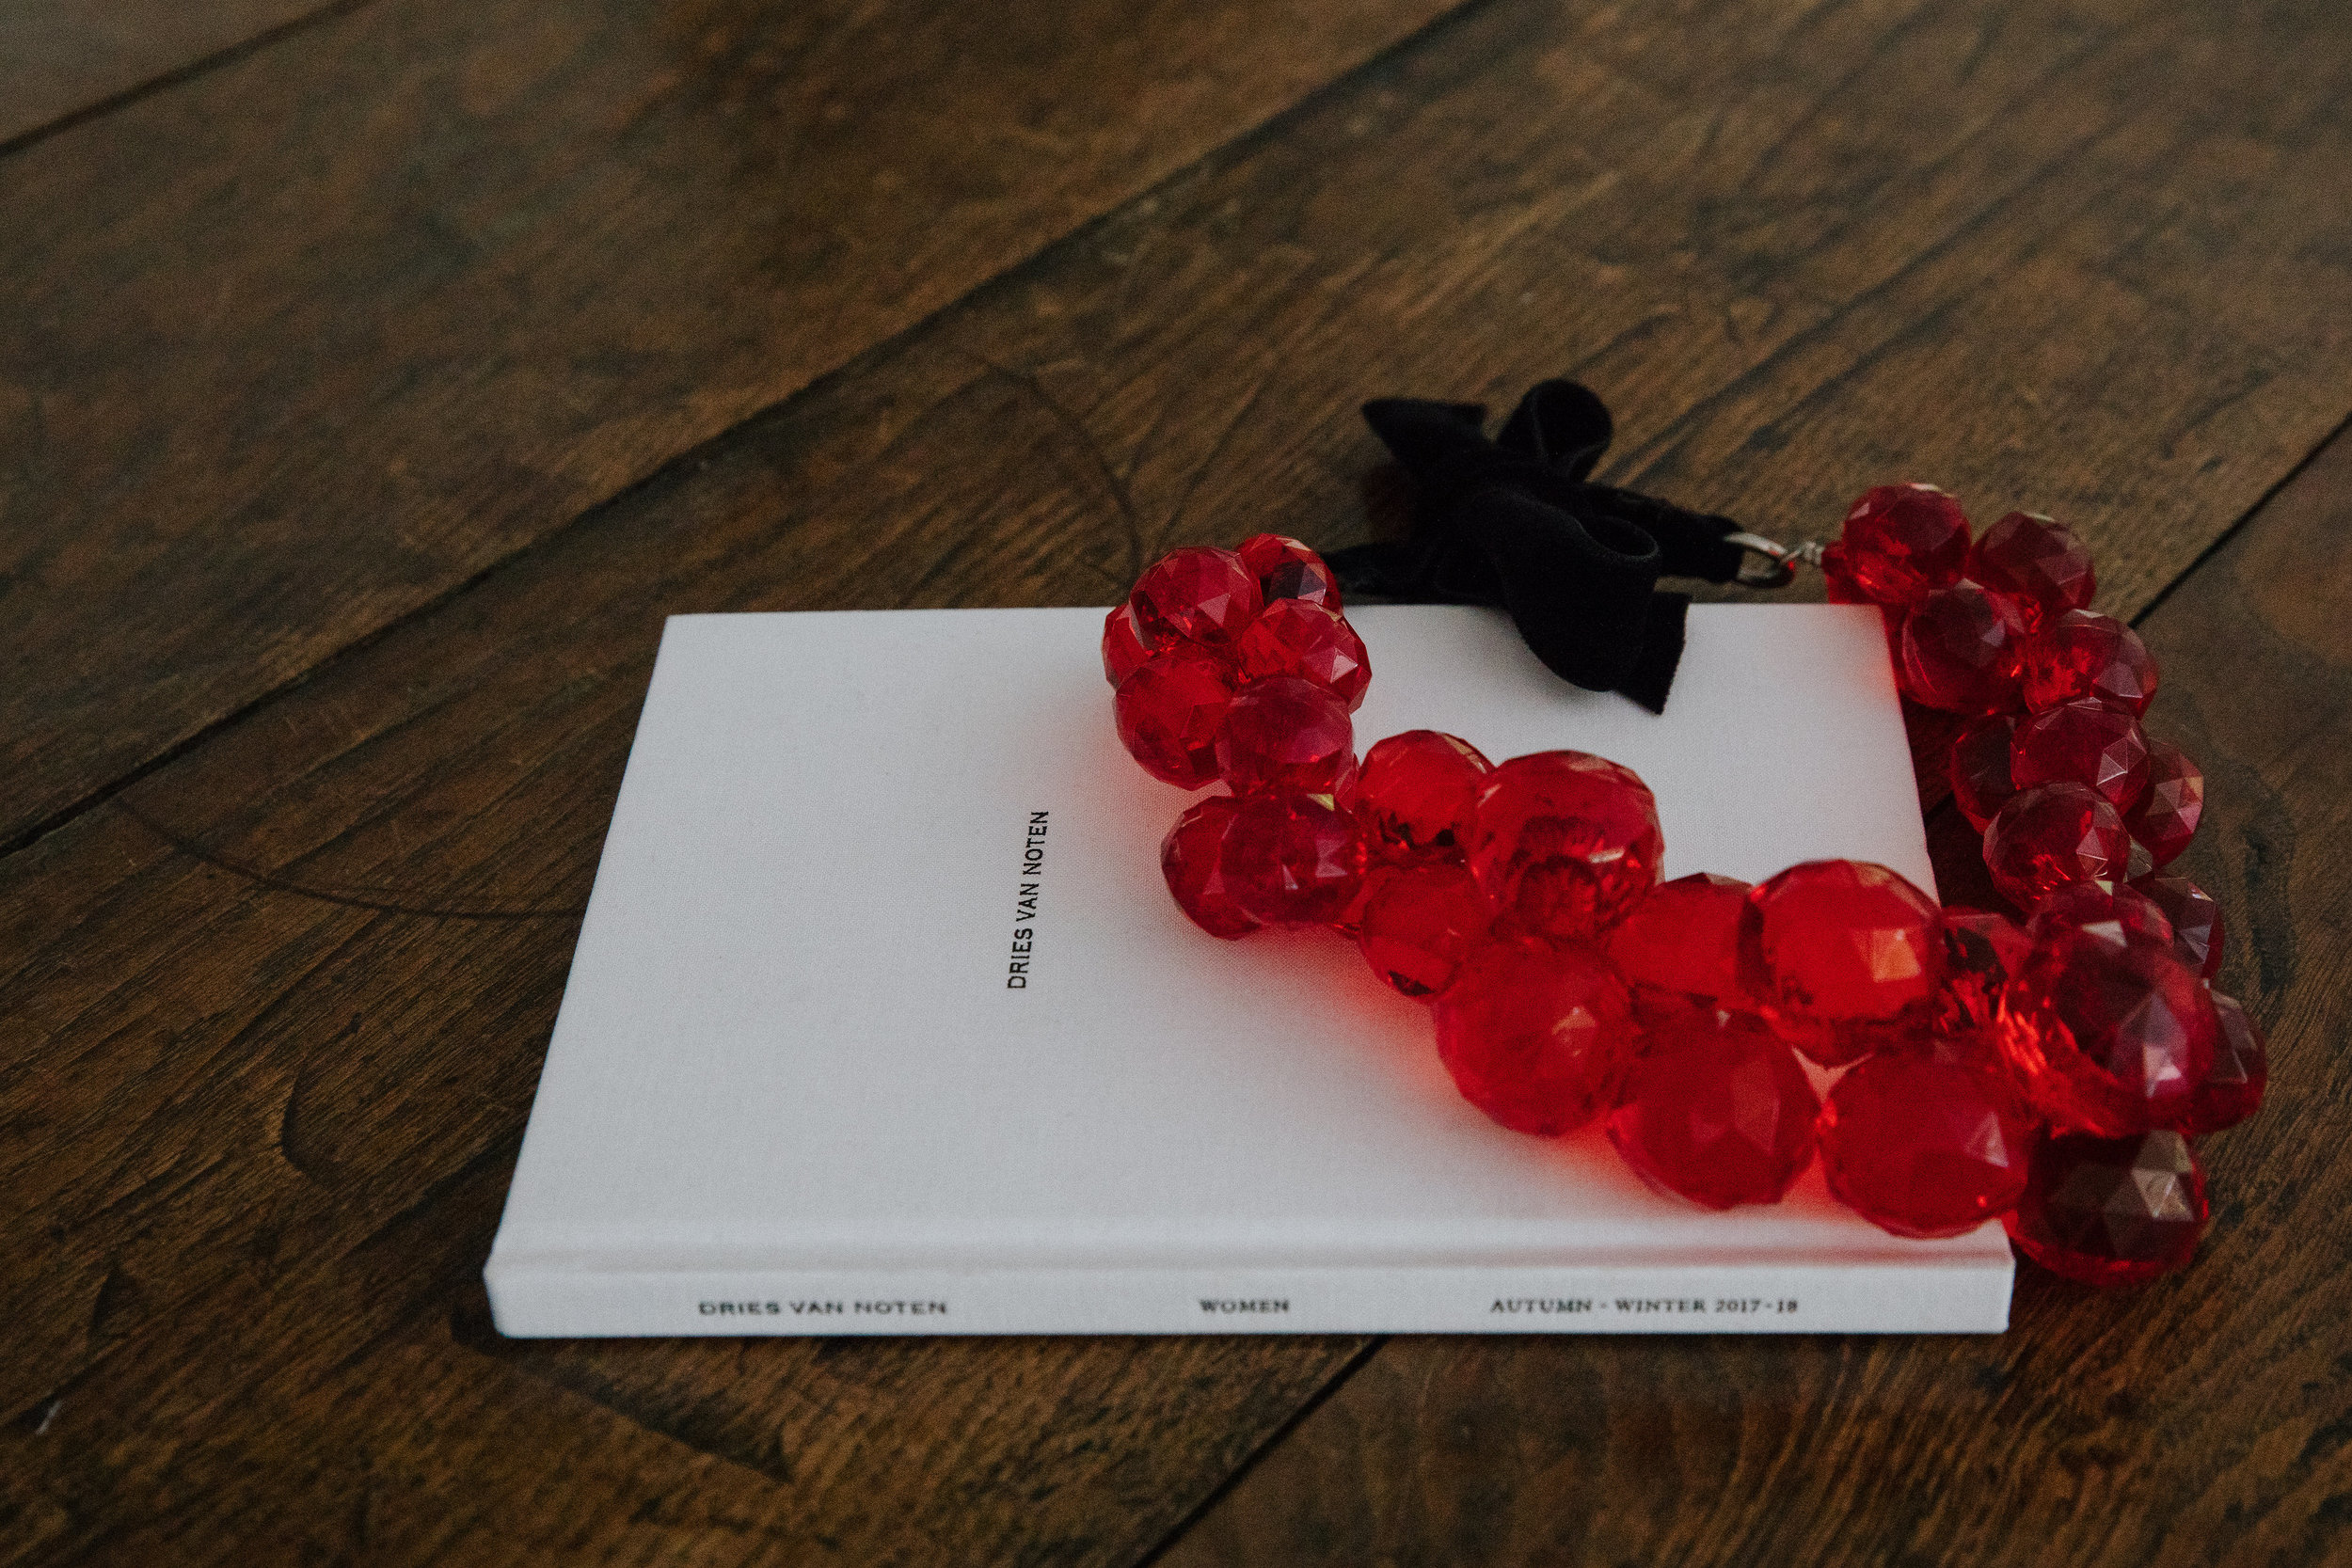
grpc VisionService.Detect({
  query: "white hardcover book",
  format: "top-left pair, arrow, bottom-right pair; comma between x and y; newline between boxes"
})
485,604 -> 2013,1337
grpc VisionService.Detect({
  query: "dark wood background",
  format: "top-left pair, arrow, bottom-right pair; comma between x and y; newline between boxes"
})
5,0 -> 2349,1561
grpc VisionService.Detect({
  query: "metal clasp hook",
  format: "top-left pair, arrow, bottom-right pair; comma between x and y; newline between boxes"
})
1724,531 -> 1822,590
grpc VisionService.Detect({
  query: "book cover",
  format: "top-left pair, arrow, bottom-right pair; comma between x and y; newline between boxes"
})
485,603 -> 2012,1337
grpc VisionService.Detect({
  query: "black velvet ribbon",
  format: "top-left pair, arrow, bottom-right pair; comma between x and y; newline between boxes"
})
1325,380 -> 1754,714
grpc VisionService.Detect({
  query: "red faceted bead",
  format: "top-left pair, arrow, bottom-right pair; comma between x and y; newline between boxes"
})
1937,909 -> 2031,1031
2010,699 -> 2149,812
1982,783 -> 2131,908
1839,483 -> 1971,604
1358,862 -> 1491,998
1603,872 -> 1755,1022
2021,610 -> 2158,716
1215,675 -> 1355,797
1742,860 -> 1945,1067
1995,926 -> 2219,1135
2125,738 -> 2203,868
1102,603 -> 1155,687
2005,1129 -> 2207,1288
1233,600 -> 1371,709
1820,1053 -> 2034,1238
2176,990 -> 2266,1135
1608,1011 -> 1819,1210
1160,796 -> 1258,940
1236,532 -> 1343,611
1898,581 -> 2026,713
2026,879 -> 2173,955
1348,730 -> 1491,863
1221,791 -> 1365,927
2132,874 -> 2224,978
1130,546 -> 1263,647
1432,939 -> 1637,1135
1948,713 -> 2020,831
1467,752 -> 1663,943
1967,511 -> 2095,630
1114,648 -> 1234,788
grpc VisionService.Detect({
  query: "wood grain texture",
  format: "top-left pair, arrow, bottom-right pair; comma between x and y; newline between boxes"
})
6,0 -> 2352,1559
0,0 -> 1459,848
0,0 -> 346,149
1156,436 -> 2352,1568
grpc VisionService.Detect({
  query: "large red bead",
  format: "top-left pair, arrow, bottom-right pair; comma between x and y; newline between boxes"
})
1820,1053 -> 2034,1238
1467,752 -> 1663,942
1982,783 -> 2130,908
2125,738 -> 2203,868
1608,1011 -> 1818,1210
1160,797 -> 1258,939
1937,909 -> 2032,1031
1603,872 -> 1755,1022
1236,532 -> 1342,611
1898,581 -> 2026,713
1348,730 -> 1492,863
1967,511 -> 2095,630
1742,860 -> 1945,1067
1215,675 -> 1355,796
1839,483 -> 1971,604
2010,699 -> 2149,811
1233,600 -> 1371,709
1221,791 -> 1365,927
2025,879 -> 2173,953
2021,610 -> 2158,716
1131,546 -> 1263,647
2005,1129 -> 2207,1288
2132,874 -> 2224,978
1358,862 -> 1491,998
1114,648 -> 1233,788
1431,939 -> 1636,1135
1947,713 -> 2020,831
1995,926 -> 2219,1135
1102,603 -> 1155,687
2176,990 -> 2267,1135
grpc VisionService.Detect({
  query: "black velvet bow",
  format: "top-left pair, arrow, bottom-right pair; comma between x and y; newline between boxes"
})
1325,380 -> 1755,713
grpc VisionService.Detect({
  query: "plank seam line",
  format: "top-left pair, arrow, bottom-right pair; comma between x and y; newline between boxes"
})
2129,405 -> 2352,629
1130,1336 -> 1387,1568
0,0 -> 388,163
0,0 -> 1504,866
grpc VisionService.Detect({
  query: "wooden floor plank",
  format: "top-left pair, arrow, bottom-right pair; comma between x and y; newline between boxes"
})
0,0 -> 1461,848
0,0 -> 350,150
8,0 -> 2352,1559
1153,431 -> 2352,1568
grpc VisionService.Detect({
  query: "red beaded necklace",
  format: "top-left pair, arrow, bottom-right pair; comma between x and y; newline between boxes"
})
1104,495 -> 2264,1290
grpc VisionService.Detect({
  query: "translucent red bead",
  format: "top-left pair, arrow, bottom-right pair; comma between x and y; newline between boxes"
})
1742,861 -> 1945,1067
1967,512 -> 2094,630
1234,600 -> 1370,709
1947,713 -> 2020,831
1899,581 -> 2026,714
1604,872 -> 1754,1022
1114,648 -> 1233,788
1468,752 -> 1662,943
1236,532 -> 1343,610
1161,796 -> 1257,939
2021,610 -> 2157,716
1820,1053 -> 2033,1237
1221,791 -> 1365,927
2006,1130 -> 2207,1288
1432,940 -> 1636,1136
1937,909 -> 2031,1032
1982,783 -> 2130,908
1358,862 -> 1490,998
1839,483 -> 1971,604
2133,874 -> 2223,978
2010,699 -> 2149,811
2125,738 -> 2203,868
1994,925 -> 2218,1135
1102,604 -> 1154,687
1131,545 -> 1262,647
1215,675 -> 1355,796
2024,879 -> 2174,953
1608,1012 -> 1819,1210
1348,731 -> 1490,863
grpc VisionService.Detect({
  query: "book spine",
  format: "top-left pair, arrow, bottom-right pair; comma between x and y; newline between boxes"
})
484,1259 -> 2012,1337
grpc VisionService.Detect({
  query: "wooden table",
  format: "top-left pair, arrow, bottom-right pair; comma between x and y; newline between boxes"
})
5,2 -> 2349,1561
